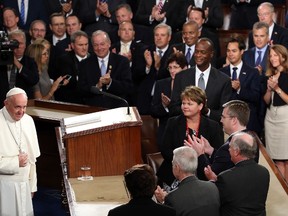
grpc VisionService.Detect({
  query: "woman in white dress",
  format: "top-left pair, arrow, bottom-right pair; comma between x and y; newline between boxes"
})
264,44 -> 288,182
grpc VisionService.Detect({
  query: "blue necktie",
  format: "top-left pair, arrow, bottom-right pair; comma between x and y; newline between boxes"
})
232,67 -> 237,81
255,50 -> 262,66
186,47 -> 191,63
100,60 -> 106,76
20,0 -> 25,25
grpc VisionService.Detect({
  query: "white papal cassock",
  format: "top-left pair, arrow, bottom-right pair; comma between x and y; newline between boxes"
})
0,106 -> 40,216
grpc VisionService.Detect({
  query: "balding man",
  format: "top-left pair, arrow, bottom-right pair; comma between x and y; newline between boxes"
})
0,87 -> 40,216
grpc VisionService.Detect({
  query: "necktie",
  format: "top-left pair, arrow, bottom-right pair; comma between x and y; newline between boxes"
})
158,50 -> 163,58
9,65 -> 17,89
232,67 -> 237,81
158,0 -> 163,13
20,0 -> 25,25
186,47 -> 191,63
198,73 -> 205,90
121,43 -> 129,54
255,50 -> 262,66
100,59 -> 106,76
195,0 -> 202,8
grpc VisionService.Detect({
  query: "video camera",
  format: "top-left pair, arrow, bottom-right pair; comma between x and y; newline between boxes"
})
0,31 -> 19,65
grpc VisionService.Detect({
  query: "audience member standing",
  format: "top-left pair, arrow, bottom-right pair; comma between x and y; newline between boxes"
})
156,146 -> 220,216
0,87 -> 40,216
169,38 -> 231,122
264,44 -> 288,183
2,7 -> 20,34
205,132 -> 270,216
27,20 -> 47,45
108,164 -> 176,216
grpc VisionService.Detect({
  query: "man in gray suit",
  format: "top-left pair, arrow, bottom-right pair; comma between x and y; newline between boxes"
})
155,146 -> 220,216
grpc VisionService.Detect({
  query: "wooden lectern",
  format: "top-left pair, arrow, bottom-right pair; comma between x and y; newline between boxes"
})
60,107 -> 143,178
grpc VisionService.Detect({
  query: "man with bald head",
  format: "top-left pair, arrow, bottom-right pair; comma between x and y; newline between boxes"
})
205,132 -> 270,216
0,87 -> 40,216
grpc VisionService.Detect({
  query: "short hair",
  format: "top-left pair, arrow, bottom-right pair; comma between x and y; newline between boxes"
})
196,37 -> 214,52
182,20 -> 199,30
252,21 -> 269,35
91,30 -> 111,44
181,86 -> 207,114
230,132 -> 257,159
49,12 -> 65,24
124,164 -> 156,198
3,7 -> 19,17
119,20 -> 134,30
154,23 -> 172,36
167,52 -> 188,69
66,15 -> 81,24
222,100 -> 250,126
8,29 -> 26,41
115,3 -> 132,13
227,36 -> 246,51
30,20 -> 47,31
173,146 -> 198,175
188,7 -> 206,20
70,30 -> 88,43
266,44 -> 288,76
257,2 -> 274,13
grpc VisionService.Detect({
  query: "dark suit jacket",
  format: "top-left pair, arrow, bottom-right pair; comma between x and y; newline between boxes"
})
3,0 -> 48,31
187,0 -> 223,31
108,197 -> 176,216
74,0 -> 125,36
220,63 -> 262,133
243,46 -> 269,74
54,51 -> 84,104
216,159 -> 269,216
0,55 -> 39,105
248,23 -> 288,49
43,0 -> 78,17
169,43 -> 196,68
165,176 -> 220,216
78,52 -> 133,108
134,0 -> 187,31
169,66 -> 232,122
157,114 -> 223,185
151,77 -> 172,147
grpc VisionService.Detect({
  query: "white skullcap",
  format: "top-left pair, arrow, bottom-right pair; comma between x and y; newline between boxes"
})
6,87 -> 27,98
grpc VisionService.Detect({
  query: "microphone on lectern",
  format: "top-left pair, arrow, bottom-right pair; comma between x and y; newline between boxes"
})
90,86 -> 130,115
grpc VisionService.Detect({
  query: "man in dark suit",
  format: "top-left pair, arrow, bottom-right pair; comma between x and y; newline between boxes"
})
2,0 -> 48,31
54,30 -> 89,104
134,0 -> 187,32
155,146 -> 220,216
205,132 -> 270,216
248,2 -> 288,49
186,100 -> 250,180
78,30 -> 133,108
186,0 -> 223,32
0,30 -> 39,105
27,20 -> 47,45
74,0 -> 126,36
169,38 -> 232,122
2,7 -> 20,34
43,0 -> 78,18
220,37 -> 261,134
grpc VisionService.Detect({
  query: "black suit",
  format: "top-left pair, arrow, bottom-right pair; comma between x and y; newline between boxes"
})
165,176 -> 220,216
43,0 -> 78,17
169,66 -> 232,122
220,63 -> 262,133
108,197 -> 176,216
216,159 -> 269,216
78,52 -> 133,108
157,114 -> 223,185
134,0 -> 187,32
74,0 -> 125,36
248,23 -> 288,49
3,0 -> 48,31
187,0 -> 223,31
54,51 -> 84,104
0,56 -> 39,105
169,43 -> 196,68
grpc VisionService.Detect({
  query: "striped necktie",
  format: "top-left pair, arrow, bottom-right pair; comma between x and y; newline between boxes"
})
20,0 -> 25,25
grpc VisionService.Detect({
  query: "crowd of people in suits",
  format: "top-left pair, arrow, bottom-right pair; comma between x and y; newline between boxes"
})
0,0 -> 288,215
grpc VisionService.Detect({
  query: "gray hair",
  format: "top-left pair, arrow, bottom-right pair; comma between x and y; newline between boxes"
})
230,132 -> 257,159
154,23 -> 172,36
71,30 -> 88,43
257,2 -> 274,13
253,21 -> 269,35
173,146 -> 198,174
8,29 -> 26,41
91,30 -> 111,44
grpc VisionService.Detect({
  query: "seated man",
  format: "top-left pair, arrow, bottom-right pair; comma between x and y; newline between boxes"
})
155,146 -> 220,216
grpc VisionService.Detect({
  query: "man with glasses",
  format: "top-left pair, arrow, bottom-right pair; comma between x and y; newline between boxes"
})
248,2 -> 288,49
185,100 -> 256,180
28,20 -> 47,45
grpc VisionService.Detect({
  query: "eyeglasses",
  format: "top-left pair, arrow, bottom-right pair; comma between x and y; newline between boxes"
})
52,23 -> 65,27
42,51 -> 49,56
221,115 -> 235,119
32,28 -> 46,33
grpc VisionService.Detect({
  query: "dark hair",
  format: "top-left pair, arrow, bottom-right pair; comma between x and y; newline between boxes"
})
167,52 -> 188,69
223,100 -> 250,126
49,12 -> 65,24
115,3 -> 132,13
187,7 -> 206,20
197,37 -> 214,52
266,44 -> 288,76
3,7 -> 19,17
124,164 -> 156,198
227,36 -> 246,51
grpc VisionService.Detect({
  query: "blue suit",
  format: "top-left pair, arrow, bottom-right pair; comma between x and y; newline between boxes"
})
220,63 -> 262,133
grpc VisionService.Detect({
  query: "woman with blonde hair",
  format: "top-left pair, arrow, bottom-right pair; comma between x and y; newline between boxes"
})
26,41 -> 68,100
264,44 -> 288,182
